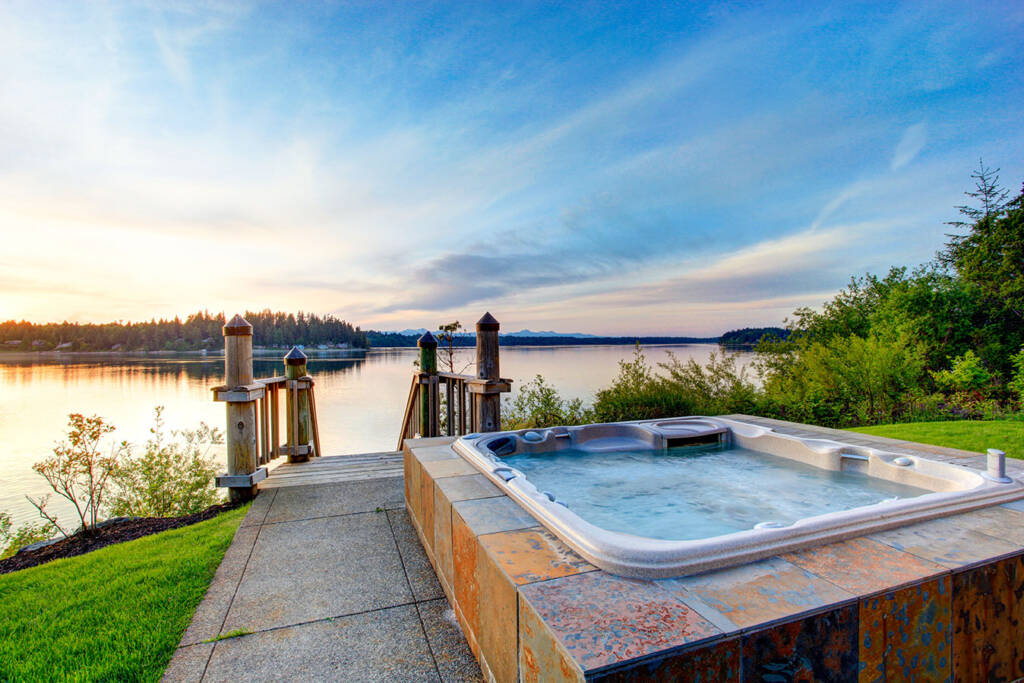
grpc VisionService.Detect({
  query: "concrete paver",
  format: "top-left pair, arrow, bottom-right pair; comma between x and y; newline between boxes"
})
389,508 -> 445,602
263,476 -> 404,523
418,598 -> 485,682
162,643 -> 213,683
204,605 -> 440,683
165,471 -> 481,683
179,525 -> 260,646
222,511 -> 411,633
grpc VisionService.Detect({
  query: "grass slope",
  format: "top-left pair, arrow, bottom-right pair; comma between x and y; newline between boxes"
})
0,505 -> 247,681
848,419 -> 1024,458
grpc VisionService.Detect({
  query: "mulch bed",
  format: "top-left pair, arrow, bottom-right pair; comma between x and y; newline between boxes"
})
0,502 -> 241,575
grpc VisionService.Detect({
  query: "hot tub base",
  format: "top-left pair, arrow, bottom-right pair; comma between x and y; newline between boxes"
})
404,421 -> 1024,682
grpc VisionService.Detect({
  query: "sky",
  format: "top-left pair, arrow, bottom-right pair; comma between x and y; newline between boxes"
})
1,1 -> 1022,336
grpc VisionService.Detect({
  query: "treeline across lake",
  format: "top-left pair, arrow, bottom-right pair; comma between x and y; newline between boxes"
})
365,332 -> 720,347
718,327 -> 790,346
0,310 -> 368,352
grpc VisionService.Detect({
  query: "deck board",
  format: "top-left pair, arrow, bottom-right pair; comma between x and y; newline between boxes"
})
261,451 -> 404,489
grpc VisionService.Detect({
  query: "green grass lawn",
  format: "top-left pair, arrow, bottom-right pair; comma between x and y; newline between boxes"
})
848,419 -> 1024,458
0,504 -> 247,681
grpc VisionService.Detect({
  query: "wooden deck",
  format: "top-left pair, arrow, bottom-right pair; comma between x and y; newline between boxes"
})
259,451 -> 404,489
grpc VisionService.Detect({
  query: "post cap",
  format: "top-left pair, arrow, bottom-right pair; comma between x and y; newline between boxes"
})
284,346 -> 308,365
417,331 -> 438,348
476,312 -> 500,331
223,314 -> 253,336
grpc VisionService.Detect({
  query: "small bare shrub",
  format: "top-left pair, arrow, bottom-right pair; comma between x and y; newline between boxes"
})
27,414 -> 128,537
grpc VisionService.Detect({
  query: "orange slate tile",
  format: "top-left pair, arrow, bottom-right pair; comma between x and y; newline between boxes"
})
519,590 -> 585,683
478,527 -> 596,586
782,537 -> 947,596
859,577 -> 951,683
660,556 -> 854,629
952,553 -> 1024,682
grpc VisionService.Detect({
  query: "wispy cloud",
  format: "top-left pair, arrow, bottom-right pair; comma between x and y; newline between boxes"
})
892,123 -> 928,170
0,2 -> 1021,332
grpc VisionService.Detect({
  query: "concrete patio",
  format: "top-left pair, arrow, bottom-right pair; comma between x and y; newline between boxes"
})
162,453 -> 482,682
165,423 -> 1024,681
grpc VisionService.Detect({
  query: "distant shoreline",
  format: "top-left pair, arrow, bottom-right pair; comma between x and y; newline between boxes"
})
0,340 -> 736,361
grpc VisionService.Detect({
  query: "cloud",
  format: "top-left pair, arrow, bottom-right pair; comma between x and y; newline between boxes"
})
1,2 -> 1022,333
892,123 -> 928,170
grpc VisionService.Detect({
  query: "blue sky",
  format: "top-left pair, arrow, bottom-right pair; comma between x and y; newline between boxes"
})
1,1 -> 1022,335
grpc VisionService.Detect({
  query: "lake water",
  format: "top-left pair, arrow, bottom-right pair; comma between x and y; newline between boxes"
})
0,344 -> 751,525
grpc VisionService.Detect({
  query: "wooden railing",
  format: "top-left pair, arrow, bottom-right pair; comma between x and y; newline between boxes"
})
246,374 -> 322,466
397,313 -> 511,449
212,315 -> 323,502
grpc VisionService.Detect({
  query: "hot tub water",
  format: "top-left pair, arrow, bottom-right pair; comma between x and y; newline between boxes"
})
501,444 -> 929,541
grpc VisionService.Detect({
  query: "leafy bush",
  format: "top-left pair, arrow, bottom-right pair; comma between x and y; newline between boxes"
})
758,335 -> 926,427
502,375 -> 594,429
27,414 -> 129,537
593,347 -> 696,422
1009,346 -> 1024,407
659,350 -> 760,415
931,350 -> 992,392
0,513 -> 57,560
109,407 -> 222,518
901,392 -> 1012,423
592,346 -> 759,422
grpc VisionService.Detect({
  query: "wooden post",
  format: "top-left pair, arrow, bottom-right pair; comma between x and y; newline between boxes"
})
474,312 -> 501,432
284,347 -> 311,463
224,315 -> 258,503
418,332 -> 438,437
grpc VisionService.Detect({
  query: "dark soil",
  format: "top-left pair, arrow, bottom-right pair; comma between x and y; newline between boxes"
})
0,503 -> 241,575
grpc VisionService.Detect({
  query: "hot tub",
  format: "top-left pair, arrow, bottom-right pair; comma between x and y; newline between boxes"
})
453,417 -> 1024,578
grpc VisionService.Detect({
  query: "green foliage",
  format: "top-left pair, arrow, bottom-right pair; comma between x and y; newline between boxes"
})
109,407 -> 223,518
0,505 -> 247,681
27,414 -> 129,537
758,335 -> 925,427
593,346 -> 759,422
718,327 -> 789,346
502,375 -> 594,430
593,347 -> 692,422
204,628 -> 253,643
1009,347 -> 1024,406
0,309 -> 368,352
941,162 -> 1024,319
787,268 -> 907,342
931,350 -> 992,393
436,321 -> 470,373
0,514 -> 56,560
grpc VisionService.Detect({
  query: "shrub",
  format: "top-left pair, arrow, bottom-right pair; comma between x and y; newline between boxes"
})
593,347 -> 697,422
658,350 -> 760,416
931,350 -> 993,392
758,335 -> 926,427
0,513 -> 57,560
502,375 -> 594,429
108,407 -> 222,518
592,346 -> 760,422
27,414 -> 129,537
1009,346 -> 1024,407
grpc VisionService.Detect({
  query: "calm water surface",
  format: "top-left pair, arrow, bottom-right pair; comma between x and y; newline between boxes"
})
502,445 -> 927,540
0,344 -> 751,525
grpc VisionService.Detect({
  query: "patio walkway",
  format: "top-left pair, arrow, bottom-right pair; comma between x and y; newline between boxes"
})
162,453 -> 482,682
164,420 -> 1024,681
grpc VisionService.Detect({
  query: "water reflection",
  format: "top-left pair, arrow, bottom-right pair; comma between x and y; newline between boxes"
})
0,345 -> 749,525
